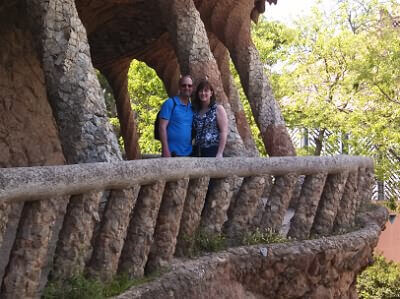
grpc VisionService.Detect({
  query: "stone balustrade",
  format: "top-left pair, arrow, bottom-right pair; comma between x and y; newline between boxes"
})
0,155 -> 377,298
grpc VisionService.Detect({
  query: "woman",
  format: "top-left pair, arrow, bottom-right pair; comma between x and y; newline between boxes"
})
192,80 -> 228,158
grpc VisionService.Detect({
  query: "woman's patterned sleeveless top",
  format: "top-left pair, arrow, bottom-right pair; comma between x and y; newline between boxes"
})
193,104 -> 219,149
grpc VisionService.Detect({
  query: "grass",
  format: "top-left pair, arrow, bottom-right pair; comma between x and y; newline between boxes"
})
183,230 -> 228,257
240,228 -> 290,246
42,229 -> 290,297
42,270 -> 165,299
183,228 -> 290,258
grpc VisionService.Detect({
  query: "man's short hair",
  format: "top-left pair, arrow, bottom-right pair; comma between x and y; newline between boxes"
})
179,74 -> 192,85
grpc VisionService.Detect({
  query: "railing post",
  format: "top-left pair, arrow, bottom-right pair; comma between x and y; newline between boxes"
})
287,173 -> 327,239
145,178 -> 189,273
311,172 -> 348,236
251,175 -> 273,228
358,168 -> 375,208
0,202 -> 23,285
261,174 -> 297,232
225,176 -> 266,237
200,177 -> 234,233
175,177 -> 210,257
88,186 -> 140,281
1,196 -> 69,298
334,171 -> 359,232
118,181 -> 165,278
51,192 -> 103,280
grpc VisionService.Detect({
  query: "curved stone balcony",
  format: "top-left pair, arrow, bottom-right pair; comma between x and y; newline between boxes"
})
0,155 -> 388,298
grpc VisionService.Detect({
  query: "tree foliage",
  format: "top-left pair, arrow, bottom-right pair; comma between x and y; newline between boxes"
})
127,60 -> 167,154
250,0 -> 400,179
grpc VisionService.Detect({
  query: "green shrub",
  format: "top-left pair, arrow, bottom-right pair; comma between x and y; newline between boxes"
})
183,230 -> 228,257
241,228 -> 289,246
42,271 -> 164,299
42,275 -> 103,299
357,255 -> 400,298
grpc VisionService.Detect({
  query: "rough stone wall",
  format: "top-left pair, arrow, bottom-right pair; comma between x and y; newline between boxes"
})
117,205 -> 388,299
0,3 -> 67,297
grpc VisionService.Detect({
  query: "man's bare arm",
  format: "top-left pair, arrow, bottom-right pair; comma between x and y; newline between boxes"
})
159,118 -> 171,157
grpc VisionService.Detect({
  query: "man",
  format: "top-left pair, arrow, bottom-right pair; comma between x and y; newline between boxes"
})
159,75 -> 194,157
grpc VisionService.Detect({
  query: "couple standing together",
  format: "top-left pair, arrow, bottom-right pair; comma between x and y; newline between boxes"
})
158,75 -> 228,158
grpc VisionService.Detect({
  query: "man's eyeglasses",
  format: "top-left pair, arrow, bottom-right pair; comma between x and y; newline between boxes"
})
180,84 -> 192,88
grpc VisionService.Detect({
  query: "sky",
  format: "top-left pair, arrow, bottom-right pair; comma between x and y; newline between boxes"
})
263,0 -> 335,24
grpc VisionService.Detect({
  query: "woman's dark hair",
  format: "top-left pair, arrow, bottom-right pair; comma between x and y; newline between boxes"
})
193,80 -> 216,111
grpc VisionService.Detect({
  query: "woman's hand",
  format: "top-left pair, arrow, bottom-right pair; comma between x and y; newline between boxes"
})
216,105 -> 228,158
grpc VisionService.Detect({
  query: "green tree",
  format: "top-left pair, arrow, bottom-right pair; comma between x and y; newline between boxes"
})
127,60 -> 167,154
249,0 -> 400,179
357,255 -> 400,298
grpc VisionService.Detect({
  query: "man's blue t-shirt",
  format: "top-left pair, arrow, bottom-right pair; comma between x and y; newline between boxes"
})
159,96 -> 193,156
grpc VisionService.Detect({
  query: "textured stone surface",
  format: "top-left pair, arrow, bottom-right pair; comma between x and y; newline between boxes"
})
358,168 -> 374,208
116,205 -> 388,299
334,171 -> 359,232
118,181 -> 165,278
0,156 -> 374,203
0,203 -> 23,284
26,0 -> 127,285
52,192 -> 103,280
200,177 -> 234,233
225,176 -> 266,236
210,36 -> 259,157
1,197 -> 68,299
102,64 -> 141,160
158,0 -> 246,157
146,179 -> 189,273
288,173 -> 327,240
251,175 -> 273,228
88,186 -> 140,281
311,172 -> 349,236
261,174 -> 298,232
175,177 -> 210,257
288,175 -> 305,210
0,5 -> 67,298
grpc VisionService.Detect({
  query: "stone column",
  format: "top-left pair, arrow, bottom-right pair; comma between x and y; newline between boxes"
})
209,34 -> 259,156
311,172 -> 348,236
146,178 -> 189,273
0,4 -> 68,297
27,0 -> 125,282
287,173 -> 327,240
358,168 -> 374,208
201,0 -> 296,157
175,176 -> 210,257
88,186 -> 140,281
118,181 -> 165,278
102,63 -> 141,160
334,171 -> 359,232
261,174 -> 297,232
139,34 -> 181,97
158,0 -> 246,157
252,175 -> 273,228
200,177 -> 234,233
225,176 -> 266,237
51,192 -> 103,280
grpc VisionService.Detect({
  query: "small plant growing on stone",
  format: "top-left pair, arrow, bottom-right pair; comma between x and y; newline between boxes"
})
42,274 -> 103,299
184,230 -> 228,257
42,270 -> 166,298
241,228 -> 289,246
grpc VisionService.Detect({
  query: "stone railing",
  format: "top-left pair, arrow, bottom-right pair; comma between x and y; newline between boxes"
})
0,155 -> 377,298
